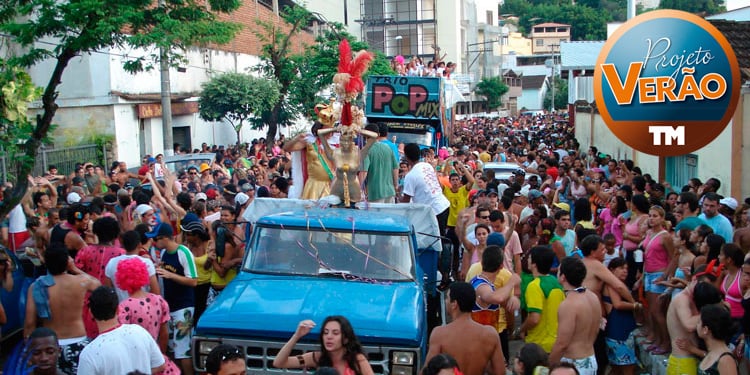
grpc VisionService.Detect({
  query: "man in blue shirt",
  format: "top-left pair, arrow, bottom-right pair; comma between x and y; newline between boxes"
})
698,192 -> 733,242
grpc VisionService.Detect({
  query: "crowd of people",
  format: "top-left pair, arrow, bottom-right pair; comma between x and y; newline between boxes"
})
0,111 -> 748,375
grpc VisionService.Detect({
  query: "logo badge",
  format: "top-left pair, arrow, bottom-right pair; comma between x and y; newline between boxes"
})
594,10 -> 740,156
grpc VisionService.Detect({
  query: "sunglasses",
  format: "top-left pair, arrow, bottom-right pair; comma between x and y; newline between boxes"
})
479,215 -> 490,219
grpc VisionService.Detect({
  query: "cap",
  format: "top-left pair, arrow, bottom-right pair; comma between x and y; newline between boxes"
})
240,183 -> 255,192
235,192 -> 250,206
206,189 -> 219,200
486,188 -> 498,196
519,206 -> 534,223
538,142 -> 547,150
720,197 -> 738,211
187,165 -> 199,171
146,222 -> 174,238
486,232 -> 506,248
135,204 -> 154,217
147,157 -> 156,164
181,212 -> 201,225
199,163 -> 210,173
468,189 -> 479,202
195,192 -> 208,201
512,168 -> 526,176
180,220 -> 207,236
66,192 -> 81,205
223,159 -> 233,165
528,189 -> 543,200
553,202 -> 571,212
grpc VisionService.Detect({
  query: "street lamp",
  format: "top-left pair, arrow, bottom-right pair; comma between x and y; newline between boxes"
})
395,35 -> 403,56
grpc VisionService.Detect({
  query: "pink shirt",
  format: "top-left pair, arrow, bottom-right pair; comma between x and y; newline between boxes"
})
75,244 -> 125,283
643,230 -> 669,273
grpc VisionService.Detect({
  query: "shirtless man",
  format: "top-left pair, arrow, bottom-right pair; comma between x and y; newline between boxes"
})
24,245 -> 100,375
112,161 -> 139,188
48,203 -> 89,259
425,282 -> 506,375
666,272 -> 723,375
550,257 -> 601,375
579,234 -> 634,374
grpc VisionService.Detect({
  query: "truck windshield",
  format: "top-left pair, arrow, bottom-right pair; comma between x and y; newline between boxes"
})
245,227 -> 415,281
392,132 -> 432,146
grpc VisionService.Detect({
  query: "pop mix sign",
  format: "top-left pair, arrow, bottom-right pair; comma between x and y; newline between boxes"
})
594,10 -> 740,156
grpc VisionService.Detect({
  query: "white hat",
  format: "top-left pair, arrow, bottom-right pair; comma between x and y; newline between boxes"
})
519,206 -> 534,223
66,192 -> 81,205
135,204 -> 153,217
234,192 -> 249,206
195,192 -> 208,201
720,197 -> 738,211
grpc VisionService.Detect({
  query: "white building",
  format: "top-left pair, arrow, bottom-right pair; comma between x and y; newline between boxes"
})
18,0 -> 356,168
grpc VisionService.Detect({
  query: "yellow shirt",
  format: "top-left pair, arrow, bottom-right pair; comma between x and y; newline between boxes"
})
193,253 -> 211,285
466,263 -> 513,333
524,274 -> 565,353
443,185 -> 469,227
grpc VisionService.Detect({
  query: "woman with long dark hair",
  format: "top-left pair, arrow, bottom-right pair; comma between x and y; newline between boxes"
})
274,316 -> 374,375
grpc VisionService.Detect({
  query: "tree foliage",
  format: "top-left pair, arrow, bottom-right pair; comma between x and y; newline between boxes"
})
543,75 -> 568,111
0,0 -> 241,218
659,0 -> 725,15
475,77 -> 509,110
253,7 -> 393,145
500,0 -> 618,41
199,73 -> 281,145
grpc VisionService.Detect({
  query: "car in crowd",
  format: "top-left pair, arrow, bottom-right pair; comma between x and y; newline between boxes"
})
482,161 -> 536,181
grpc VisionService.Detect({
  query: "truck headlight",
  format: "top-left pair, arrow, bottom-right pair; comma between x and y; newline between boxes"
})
199,340 -> 220,355
390,351 -> 416,375
391,351 -> 415,366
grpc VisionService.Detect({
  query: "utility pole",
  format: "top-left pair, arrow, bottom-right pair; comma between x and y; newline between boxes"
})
159,0 -> 174,156
465,39 -> 499,116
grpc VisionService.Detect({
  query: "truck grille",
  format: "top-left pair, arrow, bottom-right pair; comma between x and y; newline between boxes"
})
195,337 -> 418,375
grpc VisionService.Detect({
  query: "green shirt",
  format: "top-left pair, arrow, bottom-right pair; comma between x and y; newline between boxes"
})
363,142 -> 398,201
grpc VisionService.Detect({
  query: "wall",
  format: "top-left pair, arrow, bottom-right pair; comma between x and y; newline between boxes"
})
518,87 -> 546,111
574,104 -> 742,198
436,0 -> 462,72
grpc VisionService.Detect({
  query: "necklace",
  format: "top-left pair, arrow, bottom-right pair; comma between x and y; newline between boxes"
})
564,286 -> 587,295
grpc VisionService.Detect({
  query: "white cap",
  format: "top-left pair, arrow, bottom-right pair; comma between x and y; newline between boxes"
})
720,197 -> 738,210
135,204 -> 153,217
195,192 -> 208,201
235,192 -> 249,206
66,192 -> 81,205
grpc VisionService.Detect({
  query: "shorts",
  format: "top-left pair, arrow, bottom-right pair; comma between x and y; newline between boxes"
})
561,354 -> 597,375
9,231 -> 30,252
666,354 -> 698,375
169,307 -> 195,359
644,271 -> 667,294
606,336 -> 637,365
58,336 -> 90,375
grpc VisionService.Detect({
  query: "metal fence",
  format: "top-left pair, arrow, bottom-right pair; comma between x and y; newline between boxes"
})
0,144 -> 110,183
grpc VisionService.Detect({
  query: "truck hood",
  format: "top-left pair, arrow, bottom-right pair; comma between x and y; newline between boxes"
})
197,274 -> 425,347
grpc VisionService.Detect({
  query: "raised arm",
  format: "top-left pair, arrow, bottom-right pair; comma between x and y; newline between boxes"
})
273,320 -> 318,369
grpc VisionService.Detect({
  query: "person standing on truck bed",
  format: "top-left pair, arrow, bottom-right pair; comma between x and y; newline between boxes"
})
361,123 -> 399,204
401,143 -> 451,287
425,282 -> 506,375
273,315 -> 374,375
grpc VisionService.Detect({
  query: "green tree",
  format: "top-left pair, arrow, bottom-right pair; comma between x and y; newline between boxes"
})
501,0 -> 612,40
543,76 -> 569,111
0,0 -> 241,218
659,0 -> 725,15
253,8 -> 393,146
475,76 -> 509,110
295,22 -> 393,119
199,73 -> 281,145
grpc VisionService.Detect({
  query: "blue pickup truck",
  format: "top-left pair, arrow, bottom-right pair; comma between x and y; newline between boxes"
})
193,199 -> 444,375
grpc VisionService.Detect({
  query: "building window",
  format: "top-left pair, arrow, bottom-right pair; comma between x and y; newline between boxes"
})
536,39 -> 544,46
486,10 -> 493,25
257,0 -> 272,9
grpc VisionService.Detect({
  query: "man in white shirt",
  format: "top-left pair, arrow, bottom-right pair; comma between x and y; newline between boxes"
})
77,286 -> 165,374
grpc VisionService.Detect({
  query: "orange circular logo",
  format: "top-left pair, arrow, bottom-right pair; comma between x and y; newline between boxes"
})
593,10 -> 740,156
